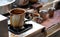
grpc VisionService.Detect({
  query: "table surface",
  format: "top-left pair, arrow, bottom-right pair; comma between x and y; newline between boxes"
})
41,10 -> 60,29
9,21 -> 45,37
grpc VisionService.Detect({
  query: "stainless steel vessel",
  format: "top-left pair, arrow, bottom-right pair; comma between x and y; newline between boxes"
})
0,14 -> 8,37
10,8 -> 25,29
0,0 -> 15,14
15,0 -> 29,6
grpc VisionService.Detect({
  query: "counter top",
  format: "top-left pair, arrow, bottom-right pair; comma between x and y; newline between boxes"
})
0,14 -> 7,21
9,21 -> 45,37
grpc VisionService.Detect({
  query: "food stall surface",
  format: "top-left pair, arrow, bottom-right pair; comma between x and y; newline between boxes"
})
9,21 -> 45,37
41,10 -> 60,37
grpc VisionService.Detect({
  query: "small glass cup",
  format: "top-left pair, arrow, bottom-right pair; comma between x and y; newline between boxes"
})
39,10 -> 48,20
48,7 -> 55,18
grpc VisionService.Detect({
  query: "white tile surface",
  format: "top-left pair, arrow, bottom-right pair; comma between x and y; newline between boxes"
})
0,15 -> 7,21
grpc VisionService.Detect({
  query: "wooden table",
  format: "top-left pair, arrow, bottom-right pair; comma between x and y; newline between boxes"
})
41,10 -> 60,36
